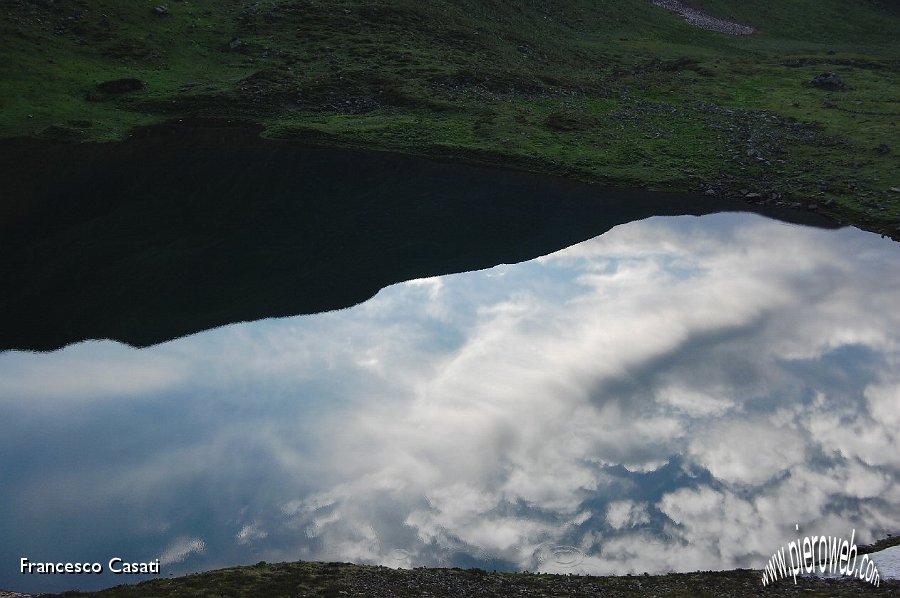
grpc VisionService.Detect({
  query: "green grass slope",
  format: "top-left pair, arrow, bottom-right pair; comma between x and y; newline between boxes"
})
2,0 -> 899,235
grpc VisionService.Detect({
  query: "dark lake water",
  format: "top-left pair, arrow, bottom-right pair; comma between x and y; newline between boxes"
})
2,209 -> 900,592
1,128 -> 898,593
0,124 -> 833,351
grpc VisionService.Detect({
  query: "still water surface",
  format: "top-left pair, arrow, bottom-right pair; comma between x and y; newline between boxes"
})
1,212 -> 899,592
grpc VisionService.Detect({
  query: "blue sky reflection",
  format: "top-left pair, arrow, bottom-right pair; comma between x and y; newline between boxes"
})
1,212 -> 899,592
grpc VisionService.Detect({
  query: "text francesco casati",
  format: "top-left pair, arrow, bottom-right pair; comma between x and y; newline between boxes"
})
20,557 -> 160,575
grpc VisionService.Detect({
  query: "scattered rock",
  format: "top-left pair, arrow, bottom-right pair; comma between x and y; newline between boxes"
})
704,189 -> 717,196
153,5 -> 169,16
745,192 -> 762,199
322,96 -> 379,115
652,0 -> 754,35
809,72 -> 844,90
876,144 -> 891,155
96,78 -> 145,94
890,187 -> 900,193
229,37 -> 243,50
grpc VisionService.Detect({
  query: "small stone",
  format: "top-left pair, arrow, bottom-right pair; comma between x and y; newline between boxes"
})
704,189 -> 717,196
153,5 -> 169,16
229,37 -> 242,49
810,72 -> 844,90
889,187 -> 900,193
745,192 -> 762,199
876,144 -> 891,155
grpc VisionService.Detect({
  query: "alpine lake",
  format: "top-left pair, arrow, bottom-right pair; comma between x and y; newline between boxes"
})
1,124 -> 898,593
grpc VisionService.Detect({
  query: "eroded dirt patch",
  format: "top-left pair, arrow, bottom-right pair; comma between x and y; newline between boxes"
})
652,0 -> 755,35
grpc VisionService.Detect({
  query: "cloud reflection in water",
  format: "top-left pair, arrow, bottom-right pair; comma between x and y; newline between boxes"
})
1,212 -> 899,591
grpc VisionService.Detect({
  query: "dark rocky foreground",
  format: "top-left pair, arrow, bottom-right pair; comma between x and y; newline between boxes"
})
14,560 -> 897,597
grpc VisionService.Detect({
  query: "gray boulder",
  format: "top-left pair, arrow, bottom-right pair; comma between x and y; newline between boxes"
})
810,72 -> 844,90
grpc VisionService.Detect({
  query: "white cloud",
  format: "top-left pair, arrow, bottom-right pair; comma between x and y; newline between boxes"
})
3,213 -> 900,580
657,385 -> 736,417
607,501 -> 651,529
236,523 -> 268,545
0,341 -> 186,405
688,420 -> 804,486
159,537 -> 206,566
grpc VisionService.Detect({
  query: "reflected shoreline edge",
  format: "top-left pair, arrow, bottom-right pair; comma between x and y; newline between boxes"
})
0,121 -> 843,352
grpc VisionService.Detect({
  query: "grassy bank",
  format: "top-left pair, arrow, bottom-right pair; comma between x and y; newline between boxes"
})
44,558 -> 900,597
2,1 -> 899,236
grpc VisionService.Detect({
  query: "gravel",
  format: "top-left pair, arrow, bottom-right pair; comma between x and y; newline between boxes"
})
652,0 -> 755,35
870,545 -> 900,580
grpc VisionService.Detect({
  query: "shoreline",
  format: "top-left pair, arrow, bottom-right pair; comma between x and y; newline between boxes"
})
2,1 -> 897,243
1,120 -> 844,352
3,117 -> 887,245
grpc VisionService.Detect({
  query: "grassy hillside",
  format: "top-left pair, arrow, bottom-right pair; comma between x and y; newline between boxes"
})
2,0 -> 899,235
